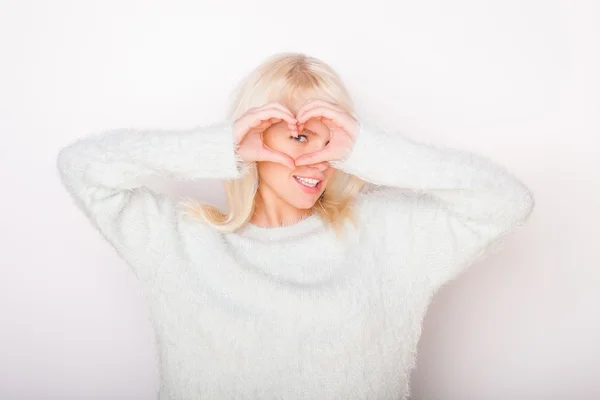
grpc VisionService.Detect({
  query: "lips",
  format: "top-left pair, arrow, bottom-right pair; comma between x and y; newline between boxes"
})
293,175 -> 322,186
293,175 -> 323,194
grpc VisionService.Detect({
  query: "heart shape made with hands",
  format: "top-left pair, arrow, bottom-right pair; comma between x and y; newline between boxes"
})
236,99 -> 359,170
291,99 -> 359,167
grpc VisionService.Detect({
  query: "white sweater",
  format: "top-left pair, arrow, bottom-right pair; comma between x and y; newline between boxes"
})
56,118 -> 534,400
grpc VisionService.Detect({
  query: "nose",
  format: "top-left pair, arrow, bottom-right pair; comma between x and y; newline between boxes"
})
309,161 -> 330,172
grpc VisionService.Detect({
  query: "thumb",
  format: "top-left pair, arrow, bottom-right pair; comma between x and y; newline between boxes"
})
261,147 -> 296,170
294,148 -> 334,166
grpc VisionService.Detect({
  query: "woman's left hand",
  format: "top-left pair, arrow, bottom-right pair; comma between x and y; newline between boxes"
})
294,99 -> 359,166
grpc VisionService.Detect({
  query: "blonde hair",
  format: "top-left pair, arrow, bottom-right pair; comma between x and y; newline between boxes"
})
181,52 -> 366,235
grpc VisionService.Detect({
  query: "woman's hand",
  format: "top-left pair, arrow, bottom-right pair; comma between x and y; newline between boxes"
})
232,102 -> 298,170
294,99 -> 359,166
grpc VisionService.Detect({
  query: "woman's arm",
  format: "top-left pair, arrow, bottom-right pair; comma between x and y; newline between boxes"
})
56,121 -> 244,277
334,119 -> 535,292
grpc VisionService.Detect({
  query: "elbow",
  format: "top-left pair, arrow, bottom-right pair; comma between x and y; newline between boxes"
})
56,143 -> 83,186
56,138 -> 84,172
523,187 -> 535,220
56,146 -> 69,170
56,146 -> 74,177
490,179 -> 535,228
512,183 -> 535,225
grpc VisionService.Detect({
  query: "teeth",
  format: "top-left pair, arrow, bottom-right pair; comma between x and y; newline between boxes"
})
294,176 -> 319,187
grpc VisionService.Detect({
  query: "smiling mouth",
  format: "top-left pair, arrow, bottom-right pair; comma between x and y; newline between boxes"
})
293,175 -> 322,188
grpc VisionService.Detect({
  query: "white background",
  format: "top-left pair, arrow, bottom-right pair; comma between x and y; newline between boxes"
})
1,0 -> 598,398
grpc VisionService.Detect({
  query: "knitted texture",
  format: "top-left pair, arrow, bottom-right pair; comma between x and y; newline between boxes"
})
56,119 -> 535,400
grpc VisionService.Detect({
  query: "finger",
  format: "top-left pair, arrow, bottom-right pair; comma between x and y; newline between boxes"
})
272,103 -> 298,123
309,161 -> 330,171
288,122 -> 299,137
320,118 -> 337,132
258,102 -> 297,122
297,99 -> 343,114
295,99 -> 320,118
296,104 -> 336,123
262,148 -> 296,170
296,99 -> 343,120
300,108 -> 358,139
297,106 -> 349,128
294,149 -> 335,166
253,108 -> 297,127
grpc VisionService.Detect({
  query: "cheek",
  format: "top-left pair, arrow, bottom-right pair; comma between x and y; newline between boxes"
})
264,135 -> 303,158
321,168 -> 335,185
256,160 -> 290,183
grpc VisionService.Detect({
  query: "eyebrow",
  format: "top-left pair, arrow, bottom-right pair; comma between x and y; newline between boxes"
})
301,128 -> 320,137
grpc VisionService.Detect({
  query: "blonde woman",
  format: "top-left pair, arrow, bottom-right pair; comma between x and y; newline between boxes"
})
56,52 -> 535,400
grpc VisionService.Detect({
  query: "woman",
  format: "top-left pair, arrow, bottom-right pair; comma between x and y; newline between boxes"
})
56,52 -> 535,400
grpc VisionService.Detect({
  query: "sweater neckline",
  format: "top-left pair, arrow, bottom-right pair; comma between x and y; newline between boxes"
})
234,213 -> 325,241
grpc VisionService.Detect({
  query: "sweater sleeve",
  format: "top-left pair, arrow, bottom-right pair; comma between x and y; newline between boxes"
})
334,118 -> 535,292
56,121 -> 244,278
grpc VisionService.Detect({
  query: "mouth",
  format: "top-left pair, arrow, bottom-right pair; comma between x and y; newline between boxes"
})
293,175 -> 323,194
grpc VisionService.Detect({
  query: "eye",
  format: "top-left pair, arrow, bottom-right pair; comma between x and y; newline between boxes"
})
290,134 -> 308,143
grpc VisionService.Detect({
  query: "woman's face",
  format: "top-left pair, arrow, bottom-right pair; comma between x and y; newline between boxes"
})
257,118 -> 334,209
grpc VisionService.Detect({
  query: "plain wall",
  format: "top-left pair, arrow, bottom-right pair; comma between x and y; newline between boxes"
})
1,0 -> 598,398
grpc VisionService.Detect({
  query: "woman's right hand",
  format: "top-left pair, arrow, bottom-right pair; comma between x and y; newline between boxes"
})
232,103 -> 298,170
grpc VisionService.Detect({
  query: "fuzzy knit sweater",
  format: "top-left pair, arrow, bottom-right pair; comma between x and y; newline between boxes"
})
56,117 -> 534,400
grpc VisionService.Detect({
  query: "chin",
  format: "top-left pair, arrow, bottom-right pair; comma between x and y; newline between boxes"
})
288,196 -> 320,210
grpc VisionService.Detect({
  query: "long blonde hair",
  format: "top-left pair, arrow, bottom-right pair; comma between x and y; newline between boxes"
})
181,52 -> 366,234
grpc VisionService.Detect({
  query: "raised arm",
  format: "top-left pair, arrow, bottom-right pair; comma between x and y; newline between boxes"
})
335,118 -> 535,292
56,121 -> 243,278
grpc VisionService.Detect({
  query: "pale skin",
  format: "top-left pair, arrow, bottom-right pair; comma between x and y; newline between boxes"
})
232,99 -> 360,228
